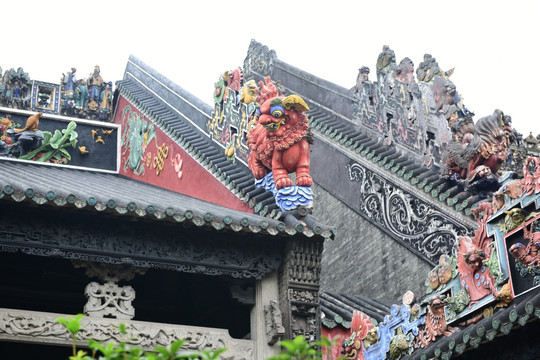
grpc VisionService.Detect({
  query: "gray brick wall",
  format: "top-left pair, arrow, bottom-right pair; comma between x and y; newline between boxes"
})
311,182 -> 432,303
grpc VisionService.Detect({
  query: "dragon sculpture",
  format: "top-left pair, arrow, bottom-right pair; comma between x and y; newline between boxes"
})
247,76 -> 313,191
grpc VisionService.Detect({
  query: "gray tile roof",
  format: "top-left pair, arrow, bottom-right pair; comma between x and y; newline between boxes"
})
0,160 -> 333,239
116,73 -> 282,219
320,292 -> 392,328
305,101 -> 484,216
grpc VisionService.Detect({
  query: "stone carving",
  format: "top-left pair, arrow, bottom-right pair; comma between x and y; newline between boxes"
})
0,308 -> 253,359
243,40 -> 276,79
287,239 -> 322,286
84,281 -> 135,320
347,161 -> 471,263
288,289 -> 317,303
73,261 -> 147,282
290,303 -> 318,342
0,212 -> 283,280
264,300 -> 285,345
351,66 -> 371,95
280,238 -> 323,341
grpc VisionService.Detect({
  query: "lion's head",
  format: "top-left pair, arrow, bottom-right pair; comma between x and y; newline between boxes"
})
246,77 -> 312,179
255,94 -> 310,150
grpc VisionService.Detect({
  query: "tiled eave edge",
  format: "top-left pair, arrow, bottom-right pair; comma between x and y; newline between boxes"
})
0,183 -> 334,240
320,292 -> 390,330
117,83 -> 283,220
0,308 -> 253,358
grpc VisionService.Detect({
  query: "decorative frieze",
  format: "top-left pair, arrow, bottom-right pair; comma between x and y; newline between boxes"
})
0,308 -> 253,359
347,160 -> 471,262
0,211 -> 282,280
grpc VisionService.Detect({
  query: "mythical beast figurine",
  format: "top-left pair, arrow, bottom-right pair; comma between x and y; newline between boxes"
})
247,77 -> 313,211
443,109 -> 514,185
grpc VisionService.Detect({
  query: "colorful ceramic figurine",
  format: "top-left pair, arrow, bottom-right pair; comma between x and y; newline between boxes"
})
443,109 -> 514,183
247,76 -> 312,190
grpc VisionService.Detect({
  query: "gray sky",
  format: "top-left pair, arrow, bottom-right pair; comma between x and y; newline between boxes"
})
4,0 -> 539,135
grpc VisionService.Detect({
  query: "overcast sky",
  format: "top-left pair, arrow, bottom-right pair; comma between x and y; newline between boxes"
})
3,1 -> 539,135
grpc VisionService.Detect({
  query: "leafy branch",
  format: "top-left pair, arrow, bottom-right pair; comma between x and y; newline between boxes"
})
19,121 -> 78,163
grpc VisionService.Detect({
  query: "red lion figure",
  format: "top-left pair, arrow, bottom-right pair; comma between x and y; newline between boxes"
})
247,77 -> 313,190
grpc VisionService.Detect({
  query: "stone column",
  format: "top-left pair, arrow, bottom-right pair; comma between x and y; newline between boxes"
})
251,271 -> 282,359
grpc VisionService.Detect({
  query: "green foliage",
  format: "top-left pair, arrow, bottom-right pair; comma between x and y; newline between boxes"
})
19,121 -> 78,163
57,314 -> 85,337
267,335 -> 333,360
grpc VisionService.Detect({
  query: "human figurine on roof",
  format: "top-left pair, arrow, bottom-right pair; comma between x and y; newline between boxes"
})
100,82 -> 113,112
75,80 -> 89,108
62,68 -> 77,99
4,80 -> 12,98
88,65 -> 104,101
12,81 -> 21,99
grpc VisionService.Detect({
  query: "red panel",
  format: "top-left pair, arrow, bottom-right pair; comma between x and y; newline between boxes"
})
322,326 -> 350,360
114,96 -> 251,213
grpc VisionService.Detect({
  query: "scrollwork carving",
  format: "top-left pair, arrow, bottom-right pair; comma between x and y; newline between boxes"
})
0,308 -> 253,359
84,281 -> 135,320
346,161 -> 471,263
